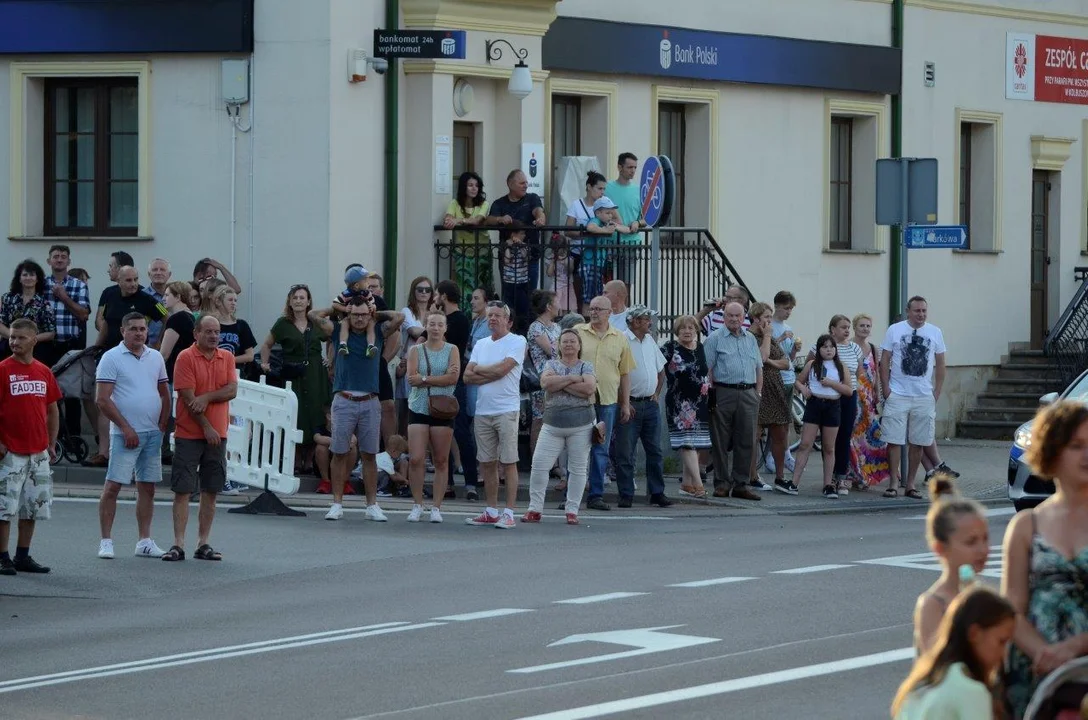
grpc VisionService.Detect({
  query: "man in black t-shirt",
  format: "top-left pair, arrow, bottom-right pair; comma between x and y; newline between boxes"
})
98,267 -> 167,348
487,169 -> 547,322
94,250 -> 134,338
435,279 -> 476,496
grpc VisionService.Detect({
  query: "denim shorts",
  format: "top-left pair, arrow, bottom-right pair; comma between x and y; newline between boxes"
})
106,430 -> 164,484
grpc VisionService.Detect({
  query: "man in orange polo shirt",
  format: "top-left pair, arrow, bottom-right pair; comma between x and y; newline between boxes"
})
162,315 -> 237,562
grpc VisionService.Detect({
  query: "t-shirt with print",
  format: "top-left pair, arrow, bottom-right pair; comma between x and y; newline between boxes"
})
101,288 -> 167,347
604,179 -> 641,245
217,319 -> 257,358
95,343 -> 168,435
770,318 -> 797,388
163,311 -> 196,382
880,321 -> 947,397
489,193 -> 544,245
0,357 -> 62,455
808,341 -> 861,393
469,332 -> 526,416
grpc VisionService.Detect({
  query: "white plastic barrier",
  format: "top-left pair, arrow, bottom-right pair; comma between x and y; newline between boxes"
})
225,375 -> 303,495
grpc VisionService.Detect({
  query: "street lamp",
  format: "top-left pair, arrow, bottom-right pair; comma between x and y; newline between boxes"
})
485,38 -> 533,100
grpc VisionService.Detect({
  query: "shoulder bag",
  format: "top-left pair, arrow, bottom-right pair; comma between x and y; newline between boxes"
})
520,342 -> 542,394
591,385 -> 607,445
422,345 -> 460,420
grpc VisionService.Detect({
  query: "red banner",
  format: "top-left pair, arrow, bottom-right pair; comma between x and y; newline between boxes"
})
1035,34 -> 1088,105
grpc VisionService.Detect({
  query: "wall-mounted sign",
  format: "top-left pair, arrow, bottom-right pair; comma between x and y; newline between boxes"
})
1006,32 -> 1088,105
374,29 -> 466,59
521,143 -> 546,197
543,18 -> 901,95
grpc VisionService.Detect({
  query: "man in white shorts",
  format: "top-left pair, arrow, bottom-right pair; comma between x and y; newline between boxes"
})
0,319 -> 61,575
879,296 -> 946,499
95,313 -> 171,559
464,301 -> 526,529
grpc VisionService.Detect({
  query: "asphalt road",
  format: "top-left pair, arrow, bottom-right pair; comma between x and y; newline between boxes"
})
0,498 -> 1015,720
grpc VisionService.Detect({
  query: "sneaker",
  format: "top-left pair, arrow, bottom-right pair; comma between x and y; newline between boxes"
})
566,513 -> 579,526
936,462 -> 960,478
494,513 -> 516,529
787,480 -> 800,494
324,503 -> 344,521
221,481 -> 241,496
465,510 -> 499,526
98,539 -> 115,559
366,344 -> 378,358
338,343 -> 349,356
773,478 -> 798,496
12,556 -> 49,574
465,487 -> 479,502
365,505 -> 388,522
429,507 -> 443,523
315,479 -> 332,494
836,483 -> 849,497
749,477 -> 772,491
0,558 -> 16,576
407,505 -> 423,522
521,510 -> 542,523
822,485 -> 839,499
376,489 -> 392,498
135,539 -> 166,559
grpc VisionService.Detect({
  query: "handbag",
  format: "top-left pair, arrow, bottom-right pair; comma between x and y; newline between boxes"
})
591,387 -> 607,445
422,345 -> 460,420
520,344 -> 542,394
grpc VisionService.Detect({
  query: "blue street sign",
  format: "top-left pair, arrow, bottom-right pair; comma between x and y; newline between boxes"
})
905,225 -> 968,249
639,156 -> 665,227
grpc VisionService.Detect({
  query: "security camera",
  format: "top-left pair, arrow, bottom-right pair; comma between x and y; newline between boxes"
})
369,57 -> 389,75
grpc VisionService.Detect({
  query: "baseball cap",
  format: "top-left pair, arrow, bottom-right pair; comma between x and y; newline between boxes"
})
592,197 -> 617,211
344,265 -> 369,286
626,305 -> 659,321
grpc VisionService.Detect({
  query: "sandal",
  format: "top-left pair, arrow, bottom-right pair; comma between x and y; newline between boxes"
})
904,488 -> 924,500
161,545 -> 185,562
883,488 -> 898,498
193,544 -> 222,561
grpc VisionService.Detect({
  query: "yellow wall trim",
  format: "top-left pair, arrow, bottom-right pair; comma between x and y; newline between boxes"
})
824,98 -> 889,252
401,0 -> 559,36
543,77 -> 618,191
8,60 -> 152,238
650,85 -> 719,239
854,0 -> 1088,26
1030,135 -> 1077,172
403,59 -> 549,82
953,108 -> 1004,252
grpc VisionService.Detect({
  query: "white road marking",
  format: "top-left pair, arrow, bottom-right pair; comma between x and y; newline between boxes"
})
0,621 -> 444,694
434,609 -> 534,622
553,592 -> 649,605
667,577 -> 756,588
771,564 -> 855,575
509,626 -> 719,674
513,647 -> 915,719
901,506 -> 1015,521
857,545 -> 1003,578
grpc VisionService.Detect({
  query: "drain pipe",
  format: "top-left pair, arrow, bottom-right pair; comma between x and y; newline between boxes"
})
888,0 -> 904,324
383,0 -> 400,301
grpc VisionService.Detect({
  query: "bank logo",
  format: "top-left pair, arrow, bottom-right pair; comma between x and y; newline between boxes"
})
1013,41 -> 1028,78
441,34 -> 456,56
660,31 -> 672,70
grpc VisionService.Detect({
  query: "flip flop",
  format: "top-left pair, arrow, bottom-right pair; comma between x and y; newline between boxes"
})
883,488 -> 898,498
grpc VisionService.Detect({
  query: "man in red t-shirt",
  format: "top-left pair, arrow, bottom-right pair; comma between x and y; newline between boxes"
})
0,319 -> 61,575
162,315 -> 236,562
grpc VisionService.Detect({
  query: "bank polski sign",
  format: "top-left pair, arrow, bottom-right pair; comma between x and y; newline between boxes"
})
658,30 -> 718,71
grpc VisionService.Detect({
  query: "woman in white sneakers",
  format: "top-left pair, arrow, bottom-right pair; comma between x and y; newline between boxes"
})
807,314 -> 863,496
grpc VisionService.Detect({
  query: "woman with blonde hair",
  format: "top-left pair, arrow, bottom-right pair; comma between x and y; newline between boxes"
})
848,312 -> 889,489
661,314 -> 711,498
206,283 -> 256,495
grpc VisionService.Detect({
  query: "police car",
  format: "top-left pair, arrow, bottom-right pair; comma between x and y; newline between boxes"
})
1007,372 -> 1085,510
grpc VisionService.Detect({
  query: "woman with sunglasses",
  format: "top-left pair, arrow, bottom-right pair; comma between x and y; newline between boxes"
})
394,277 -> 432,436
260,284 -> 331,474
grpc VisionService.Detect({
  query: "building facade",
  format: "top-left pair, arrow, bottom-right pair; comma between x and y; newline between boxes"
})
2,0 -> 1087,434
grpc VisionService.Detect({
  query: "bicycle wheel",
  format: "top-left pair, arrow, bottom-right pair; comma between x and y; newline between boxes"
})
63,436 -> 89,464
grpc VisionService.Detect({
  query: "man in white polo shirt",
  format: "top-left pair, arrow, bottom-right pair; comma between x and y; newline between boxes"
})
464,301 -> 526,529
95,312 -> 171,559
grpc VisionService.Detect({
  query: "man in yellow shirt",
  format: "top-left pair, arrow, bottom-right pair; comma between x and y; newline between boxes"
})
576,296 -> 635,511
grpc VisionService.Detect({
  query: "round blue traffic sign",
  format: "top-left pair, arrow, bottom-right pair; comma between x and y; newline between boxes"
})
639,156 -> 665,228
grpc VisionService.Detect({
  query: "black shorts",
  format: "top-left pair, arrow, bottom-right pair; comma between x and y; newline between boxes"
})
408,410 -> 454,428
170,438 -> 227,494
802,396 -> 842,428
379,363 -> 393,402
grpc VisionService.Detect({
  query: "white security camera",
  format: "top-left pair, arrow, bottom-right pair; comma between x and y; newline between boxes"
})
369,57 -> 389,75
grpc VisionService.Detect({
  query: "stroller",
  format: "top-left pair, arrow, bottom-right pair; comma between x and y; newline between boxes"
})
49,346 -> 104,465
1024,656 -> 1088,720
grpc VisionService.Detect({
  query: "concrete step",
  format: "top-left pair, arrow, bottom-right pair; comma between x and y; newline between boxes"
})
962,407 -> 1036,423
986,377 -> 1063,394
956,420 -> 1019,441
1007,349 -> 1052,365
975,392 -> 1051,409
995,364 -> 1057,380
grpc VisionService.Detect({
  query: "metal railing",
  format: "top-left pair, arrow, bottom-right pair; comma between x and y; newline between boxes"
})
432,224 -> 750,333
1043,266 -> 1088,386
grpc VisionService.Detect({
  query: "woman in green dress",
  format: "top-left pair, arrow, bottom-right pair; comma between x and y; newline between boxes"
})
259,284 -> 331,473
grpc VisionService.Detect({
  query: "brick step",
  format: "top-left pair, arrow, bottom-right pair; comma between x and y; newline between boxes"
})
956,420 -> 1020,441
975,392 -> 1051,409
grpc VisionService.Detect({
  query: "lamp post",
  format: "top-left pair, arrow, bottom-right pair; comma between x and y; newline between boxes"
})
485,38 -> 533,100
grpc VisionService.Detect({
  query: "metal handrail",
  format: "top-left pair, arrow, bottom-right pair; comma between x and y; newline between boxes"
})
1043,266 -> 1088,386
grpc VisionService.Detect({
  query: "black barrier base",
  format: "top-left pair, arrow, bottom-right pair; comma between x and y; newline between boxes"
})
228,490 -> 306,517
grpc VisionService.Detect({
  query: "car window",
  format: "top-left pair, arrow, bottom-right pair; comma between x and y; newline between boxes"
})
1063,372 -> 1088,401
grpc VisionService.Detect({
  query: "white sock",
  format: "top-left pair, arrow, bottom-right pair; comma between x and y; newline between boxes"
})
413,504 -> 422,511
485,507 -> 499,518
330,502 -> 342,509
502,508 -> 514,518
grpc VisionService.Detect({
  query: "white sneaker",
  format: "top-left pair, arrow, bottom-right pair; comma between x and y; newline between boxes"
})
365,505 -> 388,522
134,539 -> 165,558
98,539 -> 115,559
324,503 -> 344,521
406,505 -> 423,523
429,507 -> 443,523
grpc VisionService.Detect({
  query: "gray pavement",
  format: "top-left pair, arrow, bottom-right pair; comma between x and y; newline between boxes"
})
0,440 -> 1015,719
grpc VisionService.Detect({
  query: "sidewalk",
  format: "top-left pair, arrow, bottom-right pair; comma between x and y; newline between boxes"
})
50,439 -> 1010,517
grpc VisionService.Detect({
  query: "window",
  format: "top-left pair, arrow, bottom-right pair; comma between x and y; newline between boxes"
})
551,95 -> 581,177
954,110 -> 1003,253
959,123 -> 972,248
658,103 -> 686,227
44,78 -> 139,236
829,117 -> 853,250
452,121 -> 476,178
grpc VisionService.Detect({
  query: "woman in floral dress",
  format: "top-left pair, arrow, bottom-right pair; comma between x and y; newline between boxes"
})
661,315 -> 710,498
0,260 -> 56,362
848,313 -> 889,489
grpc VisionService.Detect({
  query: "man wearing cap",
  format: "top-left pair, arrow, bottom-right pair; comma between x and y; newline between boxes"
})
704,302 -> 763,501
581,197 -> 630,309
575,296 -> 635,511
615,305 -> 672,508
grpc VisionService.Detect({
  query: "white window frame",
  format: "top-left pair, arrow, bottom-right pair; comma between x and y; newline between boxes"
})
953,108 -> 1003,254
824,98 -> 887,253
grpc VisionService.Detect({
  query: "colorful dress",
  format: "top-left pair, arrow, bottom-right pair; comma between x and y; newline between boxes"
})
1004,524 -> 1088,718
661,339 -> 711,449
750,329 -> 790,426
527,319 -> 560,419
849,344 -> 890,487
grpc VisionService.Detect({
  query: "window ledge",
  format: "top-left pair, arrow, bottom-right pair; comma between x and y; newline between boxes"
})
8,235 -> 153,242
823,248 -> 883,255
952,249 -> 1001,255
